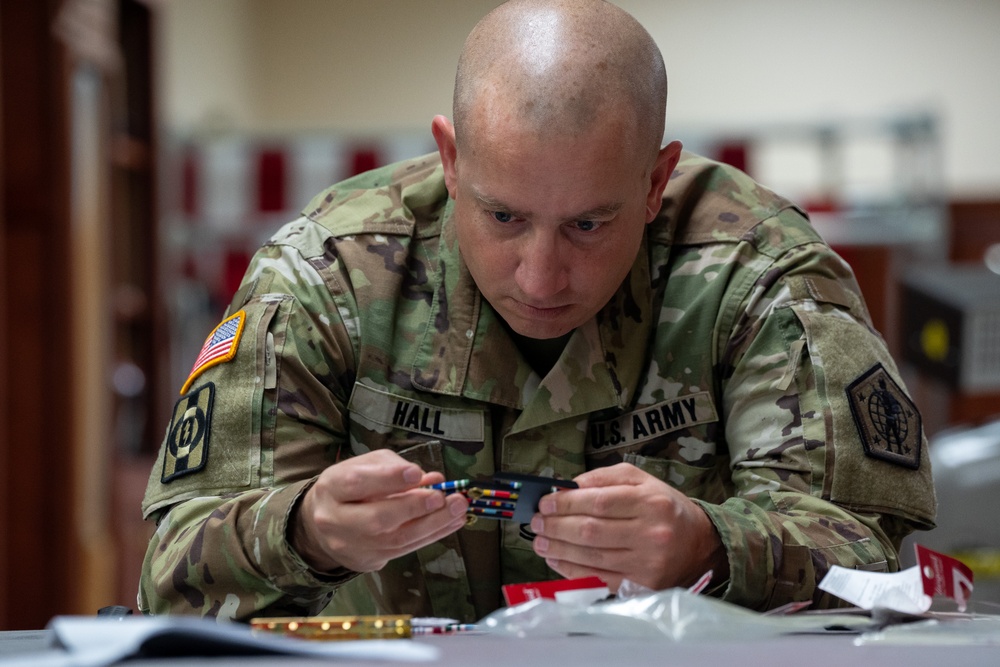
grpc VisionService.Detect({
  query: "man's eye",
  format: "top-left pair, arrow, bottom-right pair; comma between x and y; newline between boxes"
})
574,219 -> 600,232
492,211 -> 514,223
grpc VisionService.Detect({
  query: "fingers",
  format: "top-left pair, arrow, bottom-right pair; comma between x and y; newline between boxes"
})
326,485 -> 447,535
538,485 -> 643,520
354,486 -> 468,538
531,510 -> 674,591
573,462 -> 649,488
529,463 -> 708,591
322,448 -> 430,502
419,470 -> 446,487
539,463 -> 683,519
306,485 -> 468,573
389,494 -> 469,553
344,492 -> 469,567
293,449 -> 467,573
531,512 -> 651,551
533,525 -> 631,569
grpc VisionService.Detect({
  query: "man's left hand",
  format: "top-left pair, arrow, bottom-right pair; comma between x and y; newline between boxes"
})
529,462 -> 728,592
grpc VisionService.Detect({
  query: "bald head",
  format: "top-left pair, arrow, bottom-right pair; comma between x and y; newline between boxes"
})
453,0 -> 667,161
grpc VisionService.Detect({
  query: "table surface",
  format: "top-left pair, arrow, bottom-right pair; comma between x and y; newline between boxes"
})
2,628 -> 999,666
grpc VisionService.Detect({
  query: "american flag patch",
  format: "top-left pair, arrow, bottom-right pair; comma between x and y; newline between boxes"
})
180,310 -> 246,394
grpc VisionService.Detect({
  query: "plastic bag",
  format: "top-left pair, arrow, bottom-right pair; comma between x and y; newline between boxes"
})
479,586 -> 873,641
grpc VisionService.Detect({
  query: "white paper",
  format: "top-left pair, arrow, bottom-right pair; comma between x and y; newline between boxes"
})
0,616 -> 438,667
554,586 -> 610,606
818,564 -> 931,614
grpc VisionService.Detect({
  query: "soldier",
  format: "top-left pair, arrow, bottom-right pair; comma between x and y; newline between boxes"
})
140,0 -> 936,622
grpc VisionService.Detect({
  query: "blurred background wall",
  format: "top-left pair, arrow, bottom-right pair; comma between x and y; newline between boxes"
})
2,0 -> 999,629
157,0 -> 1000,194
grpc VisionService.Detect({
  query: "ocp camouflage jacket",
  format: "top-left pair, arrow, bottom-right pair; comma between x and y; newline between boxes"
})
139,152 -> 936,622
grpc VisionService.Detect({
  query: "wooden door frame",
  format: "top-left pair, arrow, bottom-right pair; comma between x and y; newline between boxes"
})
1,0 -> 81,630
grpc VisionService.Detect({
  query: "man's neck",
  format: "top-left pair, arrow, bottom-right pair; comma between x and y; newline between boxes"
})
502,320 -> 573,378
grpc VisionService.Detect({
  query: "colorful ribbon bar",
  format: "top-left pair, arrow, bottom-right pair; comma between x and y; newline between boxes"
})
423,472 -> 578,525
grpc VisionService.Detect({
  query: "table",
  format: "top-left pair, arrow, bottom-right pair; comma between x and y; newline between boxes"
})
2,628 -> 998,666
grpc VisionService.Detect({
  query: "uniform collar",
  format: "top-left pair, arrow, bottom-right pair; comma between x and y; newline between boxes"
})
411,205 -> 654,422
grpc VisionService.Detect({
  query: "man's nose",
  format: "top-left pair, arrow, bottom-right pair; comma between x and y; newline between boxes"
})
514,232 -> 569,301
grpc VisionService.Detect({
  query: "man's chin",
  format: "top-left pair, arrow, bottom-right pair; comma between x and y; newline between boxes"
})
503,313 -> 579,340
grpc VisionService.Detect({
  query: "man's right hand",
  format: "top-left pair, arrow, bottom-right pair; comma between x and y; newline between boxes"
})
291,449 -> 469,573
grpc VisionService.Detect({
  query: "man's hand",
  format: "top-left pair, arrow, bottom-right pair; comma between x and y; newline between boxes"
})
529,463 -> 728,592
291,449 -> 469,573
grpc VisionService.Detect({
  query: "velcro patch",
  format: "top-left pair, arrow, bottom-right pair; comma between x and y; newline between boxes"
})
349,381 -> 485,442
846,363 -> 922,470
162,382 -> 214,483
180,310 -> 246,394
586,391 -> 718,454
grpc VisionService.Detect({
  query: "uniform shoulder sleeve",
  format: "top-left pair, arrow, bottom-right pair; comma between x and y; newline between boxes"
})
701,219 -> 935,610
302,153 -> 448,239
651,152 -> 804,247
139,234 -> 363,618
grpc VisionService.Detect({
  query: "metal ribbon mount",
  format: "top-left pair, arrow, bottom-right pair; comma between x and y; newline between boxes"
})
427,472 -> 578,525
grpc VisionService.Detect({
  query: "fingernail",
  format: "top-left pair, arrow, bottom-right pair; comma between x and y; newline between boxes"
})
534,536 -> 549,554
530,515 -> 544,534
539,497 -> 555,514
403,466 -> 422,484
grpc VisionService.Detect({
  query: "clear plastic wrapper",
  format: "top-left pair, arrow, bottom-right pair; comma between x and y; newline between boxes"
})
479,586 -> 874,641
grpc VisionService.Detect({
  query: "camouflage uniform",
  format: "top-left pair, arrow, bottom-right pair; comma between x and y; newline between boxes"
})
139,152 -> 936,622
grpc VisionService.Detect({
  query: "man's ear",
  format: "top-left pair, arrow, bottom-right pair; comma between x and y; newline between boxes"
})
645,140 -> 683,222
432,115 -> 458,199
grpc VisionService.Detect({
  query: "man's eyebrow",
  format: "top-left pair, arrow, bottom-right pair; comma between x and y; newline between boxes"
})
471,190 -> 624,221
571,202 -> 624,220
472,191 -> 526,217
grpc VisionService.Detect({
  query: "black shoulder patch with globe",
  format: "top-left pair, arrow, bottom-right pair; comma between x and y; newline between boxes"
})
846,364 -> 922,470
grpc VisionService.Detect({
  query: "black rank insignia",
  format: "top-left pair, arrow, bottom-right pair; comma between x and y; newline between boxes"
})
162,382 -> 214,483
846,364 -> 922,470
